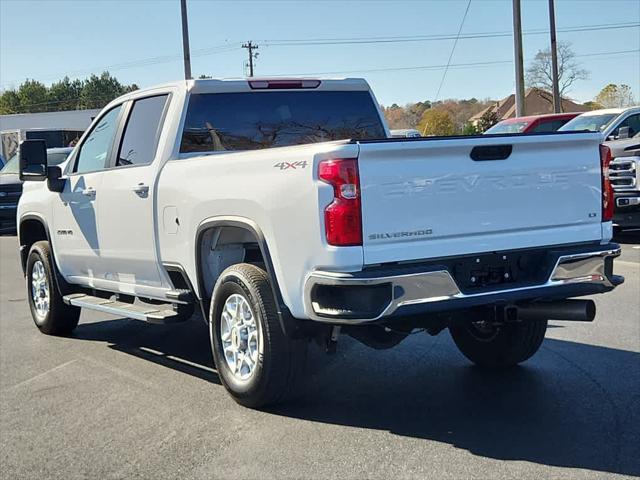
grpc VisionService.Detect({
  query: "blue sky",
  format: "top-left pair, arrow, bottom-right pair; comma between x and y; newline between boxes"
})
1,0 -> 638,106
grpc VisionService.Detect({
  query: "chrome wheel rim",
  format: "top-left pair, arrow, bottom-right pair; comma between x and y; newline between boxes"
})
31,260 -> 49,320
220,294 -> 260,381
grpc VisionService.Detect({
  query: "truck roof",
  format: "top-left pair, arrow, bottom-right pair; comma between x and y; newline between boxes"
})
117,77 -> 372,100
578,106 -> 640,116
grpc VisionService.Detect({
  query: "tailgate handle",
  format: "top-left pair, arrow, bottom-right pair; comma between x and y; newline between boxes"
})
470,145 -> 512,161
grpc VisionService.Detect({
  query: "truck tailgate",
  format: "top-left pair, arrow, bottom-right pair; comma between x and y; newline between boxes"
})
357,133 -> 604,265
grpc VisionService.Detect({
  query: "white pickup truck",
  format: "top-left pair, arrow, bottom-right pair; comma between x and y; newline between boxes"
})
17,78 -> 623,407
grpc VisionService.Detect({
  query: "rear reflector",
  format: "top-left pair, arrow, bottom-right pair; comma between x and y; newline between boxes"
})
248,79 -> 321,90
600,144 -> 614,222
318,158 -> 362,246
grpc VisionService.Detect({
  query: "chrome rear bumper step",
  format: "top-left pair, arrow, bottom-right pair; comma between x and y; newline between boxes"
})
63,294 -> 181,324
304,245 -> 622,324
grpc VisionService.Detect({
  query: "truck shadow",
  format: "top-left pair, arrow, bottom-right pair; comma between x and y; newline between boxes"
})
273,335 -> 640,477
72,317 -> 639,476
72,315 -> 221,385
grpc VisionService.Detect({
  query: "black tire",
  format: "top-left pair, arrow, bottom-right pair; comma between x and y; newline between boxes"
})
26,241 -> 80,336
449,318 -> 547,368
210,263 -> 306,408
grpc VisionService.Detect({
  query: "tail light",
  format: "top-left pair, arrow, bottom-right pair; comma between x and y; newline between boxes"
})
600,144 -> 614,221
318,158 -> 362,246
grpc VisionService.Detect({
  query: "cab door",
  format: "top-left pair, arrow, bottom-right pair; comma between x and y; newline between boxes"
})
96,94 -> 171,294
51,104 -> 124,284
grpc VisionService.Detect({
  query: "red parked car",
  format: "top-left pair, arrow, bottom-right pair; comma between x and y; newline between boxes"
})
484,112 -> 581,134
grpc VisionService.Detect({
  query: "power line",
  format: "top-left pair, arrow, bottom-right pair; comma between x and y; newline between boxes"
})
3,48 -> 637,114
264,49 -> 639,78
261,22 -> 639,46
2,21 -> 635,88
433,0 -> 472,104
1,44 -> 240,87
5,47 -> 637,109
3,48 -> 640,113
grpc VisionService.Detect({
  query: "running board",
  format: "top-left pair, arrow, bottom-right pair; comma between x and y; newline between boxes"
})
63,294 -> 182,324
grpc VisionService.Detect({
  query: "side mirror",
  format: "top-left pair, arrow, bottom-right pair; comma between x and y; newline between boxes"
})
47,166 -> 66,193
618,126 -> 630,139
19,139 -> 47,181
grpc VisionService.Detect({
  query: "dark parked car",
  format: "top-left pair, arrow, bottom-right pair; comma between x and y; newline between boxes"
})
0,147 -> 72,234
484,112 -> 581,135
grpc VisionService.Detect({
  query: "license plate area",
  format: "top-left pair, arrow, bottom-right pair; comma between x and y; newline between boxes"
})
452,250 -> 552,293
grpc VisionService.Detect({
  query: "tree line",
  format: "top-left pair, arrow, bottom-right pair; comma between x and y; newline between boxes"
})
381,80 -> 636,137
0,72 -> 138,114
382,98 -> 497,136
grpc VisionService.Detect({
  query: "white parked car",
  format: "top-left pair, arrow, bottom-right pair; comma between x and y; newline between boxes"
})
390,129 -> 421,138
559,106 -> 640,140
16,78 -> 623,408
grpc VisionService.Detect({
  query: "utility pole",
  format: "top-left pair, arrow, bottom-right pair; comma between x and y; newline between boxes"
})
512,0 -> 525,116
242,41 -> 259,77
180,0 -> 192,80
549,0 -> 561,112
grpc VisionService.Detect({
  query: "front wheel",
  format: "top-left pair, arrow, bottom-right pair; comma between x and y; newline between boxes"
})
449,318 -> 547,368
26,241 -> 80,336
210,263 -> 306,408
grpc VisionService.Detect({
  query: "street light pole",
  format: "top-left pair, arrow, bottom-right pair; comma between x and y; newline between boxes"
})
180,0 -> 192,80
512,0 -> 525,117
549,0 -> 561,112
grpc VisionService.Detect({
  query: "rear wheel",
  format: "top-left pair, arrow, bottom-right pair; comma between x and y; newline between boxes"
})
26,241 -> 80,336
210,263 -> 306,408
449,318 -> 547,368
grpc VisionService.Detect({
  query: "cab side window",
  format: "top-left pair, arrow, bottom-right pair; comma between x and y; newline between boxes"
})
530,119 -> 570,133
611,114 -> 640,138
74,105 -> 123,174
616,114 -> 640,137
530,121 -> 555,133
117,95 -> 169,167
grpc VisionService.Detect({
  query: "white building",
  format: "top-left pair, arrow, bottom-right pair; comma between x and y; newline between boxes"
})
0,109 -> 100,160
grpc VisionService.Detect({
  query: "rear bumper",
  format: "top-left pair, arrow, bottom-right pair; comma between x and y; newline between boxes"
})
303,243 -> 623,324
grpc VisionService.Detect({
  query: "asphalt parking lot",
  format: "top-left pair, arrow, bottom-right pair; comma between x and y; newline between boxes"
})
0,234 -> 638,479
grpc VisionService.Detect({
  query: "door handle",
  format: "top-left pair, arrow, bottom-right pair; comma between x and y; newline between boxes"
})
132,183 -> 149,196
81,187 -> 96,197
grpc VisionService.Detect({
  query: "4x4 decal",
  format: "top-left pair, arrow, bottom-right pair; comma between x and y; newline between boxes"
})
273,161 -> 308,170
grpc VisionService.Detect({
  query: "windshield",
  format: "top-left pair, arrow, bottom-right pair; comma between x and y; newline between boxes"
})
0,150 -> 71,175
558,114 -> 618,132
485,121 -> 530,134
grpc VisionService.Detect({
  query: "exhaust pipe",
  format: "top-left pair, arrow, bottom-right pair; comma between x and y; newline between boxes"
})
517,299 -> 596,322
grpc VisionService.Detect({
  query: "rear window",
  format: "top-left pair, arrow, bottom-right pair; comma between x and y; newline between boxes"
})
529,118 -> 571,133
559,114 -> 617,132
484,121 -> 529,134
180,91 -> 386,153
